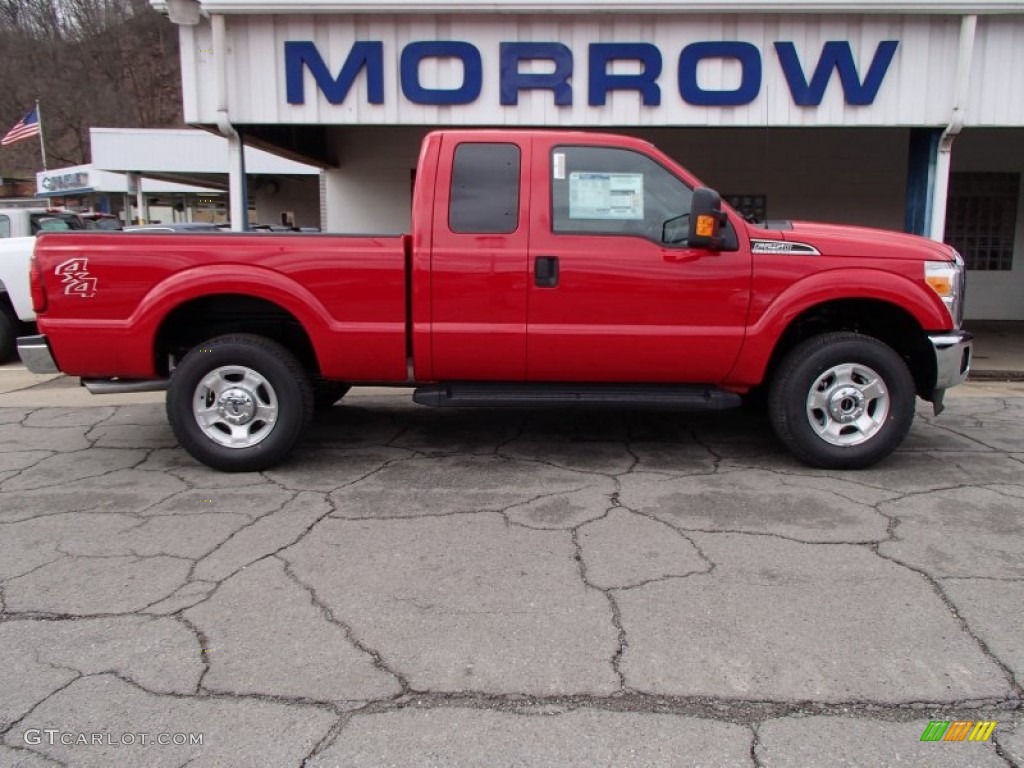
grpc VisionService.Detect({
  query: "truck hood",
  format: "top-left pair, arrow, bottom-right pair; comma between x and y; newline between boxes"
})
755,220 -> 956,262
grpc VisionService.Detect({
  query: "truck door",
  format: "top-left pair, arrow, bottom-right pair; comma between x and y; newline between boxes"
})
526,140 -> 752,383
429,137 -> 531,380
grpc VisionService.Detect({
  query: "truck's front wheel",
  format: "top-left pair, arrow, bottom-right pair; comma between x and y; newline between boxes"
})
768,332 -> 915,469
167,334 -> 313,472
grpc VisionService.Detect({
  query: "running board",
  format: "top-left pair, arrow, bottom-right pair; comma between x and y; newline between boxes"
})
413,383 -> 741,410
82,378 -> 169,394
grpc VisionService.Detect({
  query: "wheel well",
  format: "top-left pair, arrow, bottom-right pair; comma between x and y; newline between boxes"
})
154,294 -> 319,377
765,299 -> 937,399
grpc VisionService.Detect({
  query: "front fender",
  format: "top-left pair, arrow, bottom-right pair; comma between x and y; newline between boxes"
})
726,267 -> 950,387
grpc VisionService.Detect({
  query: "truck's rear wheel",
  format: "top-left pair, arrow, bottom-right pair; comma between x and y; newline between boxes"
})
768,332 -> 915,469
167,334 -> 313,471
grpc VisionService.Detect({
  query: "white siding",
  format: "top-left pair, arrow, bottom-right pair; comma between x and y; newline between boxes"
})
181,13 -> 1024,128
967,15 -> 1024,126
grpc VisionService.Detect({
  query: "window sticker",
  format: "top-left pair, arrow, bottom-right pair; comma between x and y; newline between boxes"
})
553,152 -> 566,180
568,172 -> 644,220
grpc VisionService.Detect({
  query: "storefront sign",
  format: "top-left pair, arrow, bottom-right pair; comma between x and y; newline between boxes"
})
39,170 -> 91,193
285,39 -> 899,109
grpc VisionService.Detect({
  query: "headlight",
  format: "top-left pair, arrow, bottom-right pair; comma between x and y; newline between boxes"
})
925,253 -> 965,328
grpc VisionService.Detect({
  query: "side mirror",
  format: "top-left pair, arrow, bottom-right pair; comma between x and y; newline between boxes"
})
687,187 -> 727,250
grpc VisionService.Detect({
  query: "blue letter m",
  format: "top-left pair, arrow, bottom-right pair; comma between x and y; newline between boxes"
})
775,40 -> 898,106
285,41 -> 384,105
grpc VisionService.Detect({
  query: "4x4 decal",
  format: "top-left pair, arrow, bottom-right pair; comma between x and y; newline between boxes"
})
54,257 -> 98,298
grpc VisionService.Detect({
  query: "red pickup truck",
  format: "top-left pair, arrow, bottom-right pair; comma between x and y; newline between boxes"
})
18,129 -> 971,472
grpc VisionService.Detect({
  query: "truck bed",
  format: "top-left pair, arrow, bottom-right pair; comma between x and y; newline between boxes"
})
33,231 -> 410,381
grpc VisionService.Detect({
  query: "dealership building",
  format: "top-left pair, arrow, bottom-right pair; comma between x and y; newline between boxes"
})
155,0 -> 1024,320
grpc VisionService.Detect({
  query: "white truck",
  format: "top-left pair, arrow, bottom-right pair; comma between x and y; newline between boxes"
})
0,208 -> 84,360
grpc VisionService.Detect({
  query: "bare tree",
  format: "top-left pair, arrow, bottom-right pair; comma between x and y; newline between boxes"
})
0,0 -> 182,176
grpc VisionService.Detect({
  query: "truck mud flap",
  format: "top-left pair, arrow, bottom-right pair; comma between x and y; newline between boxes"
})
413,383 -> 741,410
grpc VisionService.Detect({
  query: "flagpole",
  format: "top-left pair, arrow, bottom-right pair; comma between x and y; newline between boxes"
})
35,99 -> 48,170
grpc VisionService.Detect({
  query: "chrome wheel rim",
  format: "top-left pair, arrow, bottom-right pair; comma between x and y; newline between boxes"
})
805,363 -> 889,447
192,365 -> 278,448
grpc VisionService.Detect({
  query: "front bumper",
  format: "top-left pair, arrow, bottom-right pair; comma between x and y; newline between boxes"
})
929,330 -> 973,390
17,334 -> 59,374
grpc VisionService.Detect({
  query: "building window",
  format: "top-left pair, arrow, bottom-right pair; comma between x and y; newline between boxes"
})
724,194 -> 767,223
449,143 -> 520,234
945,172 -> 1019,271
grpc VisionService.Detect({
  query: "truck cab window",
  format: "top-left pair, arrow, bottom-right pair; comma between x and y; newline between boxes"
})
449,143 -> 521,234
551,146 -> 693,245
0,215 -> 9,238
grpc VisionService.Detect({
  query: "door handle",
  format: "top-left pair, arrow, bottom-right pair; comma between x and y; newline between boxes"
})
535,256 -> 559,288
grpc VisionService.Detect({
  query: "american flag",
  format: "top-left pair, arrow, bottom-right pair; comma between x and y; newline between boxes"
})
1,107 -> 41,146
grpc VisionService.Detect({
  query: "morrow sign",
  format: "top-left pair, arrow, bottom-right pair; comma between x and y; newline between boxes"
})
285,39 -> 900,108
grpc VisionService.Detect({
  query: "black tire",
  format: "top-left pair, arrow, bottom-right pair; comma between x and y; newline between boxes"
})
166,334 -> 313,472
313,382 -> 351,410
768,332 -> 915,469
0,306 -> 16,363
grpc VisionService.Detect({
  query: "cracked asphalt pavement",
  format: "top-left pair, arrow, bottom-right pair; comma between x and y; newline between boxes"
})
0,382 -> 1022,767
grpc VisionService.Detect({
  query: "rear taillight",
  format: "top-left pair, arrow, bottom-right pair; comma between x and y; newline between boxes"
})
30,254 -> 48,314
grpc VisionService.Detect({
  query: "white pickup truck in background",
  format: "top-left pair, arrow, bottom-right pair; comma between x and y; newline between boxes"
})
0,208 -> 86,361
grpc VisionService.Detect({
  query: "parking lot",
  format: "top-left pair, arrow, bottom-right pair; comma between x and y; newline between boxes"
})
0,369 -> 1022,767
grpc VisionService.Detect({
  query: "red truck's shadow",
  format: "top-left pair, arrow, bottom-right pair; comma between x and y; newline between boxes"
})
300,402 -> 782,464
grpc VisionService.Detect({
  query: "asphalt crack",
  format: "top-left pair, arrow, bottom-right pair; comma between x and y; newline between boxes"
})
870,537 -> 1023,699
569,519 -> 628,692
276,555 -> 412,697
